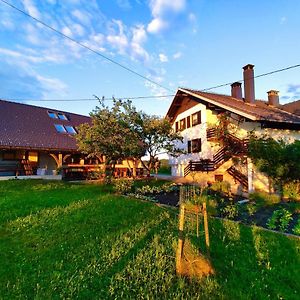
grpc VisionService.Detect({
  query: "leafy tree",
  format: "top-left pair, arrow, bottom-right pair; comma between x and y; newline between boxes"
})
76,98 -> 182,178
138,115 -> 183,175
248,136 -> 300,195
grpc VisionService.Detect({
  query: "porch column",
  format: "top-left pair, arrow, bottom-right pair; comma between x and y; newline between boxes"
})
247,157 -> 254,193
58,153 -> 63,167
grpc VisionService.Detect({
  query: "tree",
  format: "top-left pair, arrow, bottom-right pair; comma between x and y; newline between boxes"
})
138,115 -> 183,175
248,135 -> 300,195
76,98 -> 182,178
76,98 -> 144,179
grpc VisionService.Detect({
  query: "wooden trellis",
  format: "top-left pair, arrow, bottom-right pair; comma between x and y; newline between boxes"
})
176,185 -> 213,277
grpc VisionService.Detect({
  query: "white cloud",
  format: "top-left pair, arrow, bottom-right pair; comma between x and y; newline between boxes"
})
147,0 -> 186,34
62,26 -> 73,37
35,74 -> 68,96
280,16 -> 287,24
147,18 -> 167,34
159,53 -> 168,62
150,0 -> 186,17
107,20 -> 129,54
117,0 -> 131,10
173,51 -> 182,59
72,23 -> 85,36
132,25 -> 147,44
22,0 -> 41,19
71,9 -> 92,25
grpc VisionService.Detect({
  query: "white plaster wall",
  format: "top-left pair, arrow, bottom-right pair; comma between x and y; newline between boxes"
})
169,103 -> 214,176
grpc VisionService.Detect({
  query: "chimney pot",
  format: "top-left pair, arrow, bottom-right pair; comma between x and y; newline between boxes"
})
231,82 -> 243,99
243,64 -> 255,104
267,90 -> 280,106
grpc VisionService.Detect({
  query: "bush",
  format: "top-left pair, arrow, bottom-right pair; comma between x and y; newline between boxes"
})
249,191 -> 280,206
293,219 -> 300,235
220,204 -> 239,220
113,179 -> 133,194
210,181 -> 231,195
266,209 -> 293,232
283,181 -> 300,201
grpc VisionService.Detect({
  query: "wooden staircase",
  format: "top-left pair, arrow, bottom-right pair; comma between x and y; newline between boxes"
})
227,166 -> 248,188
183,130 -> 249,177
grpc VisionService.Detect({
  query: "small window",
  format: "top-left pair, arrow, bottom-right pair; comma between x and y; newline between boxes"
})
54,124 -> 67,133
48,111 -> 58,119
179,118 -> 186,131
65,126 -> 77,134
192,111 -> 201,126
57,113 -> 68,120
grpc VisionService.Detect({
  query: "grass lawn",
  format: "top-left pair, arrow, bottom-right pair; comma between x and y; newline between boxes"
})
0,180 -> 299,299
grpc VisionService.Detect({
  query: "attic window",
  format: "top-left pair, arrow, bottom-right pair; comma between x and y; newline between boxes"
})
48,111 -> 58,119
54,124 -> 67,133
65,126 -> 77,134
58,113 -> 68,120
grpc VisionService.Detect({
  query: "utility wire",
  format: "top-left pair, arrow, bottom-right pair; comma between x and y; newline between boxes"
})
0,0 -> 174,93
202,64 -> 300,92
2,94 -> 175,102
3,63 -> 300,102
1,1 -> 300,102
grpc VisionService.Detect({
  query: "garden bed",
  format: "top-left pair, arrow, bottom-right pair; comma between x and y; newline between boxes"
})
130,182 -> 300,236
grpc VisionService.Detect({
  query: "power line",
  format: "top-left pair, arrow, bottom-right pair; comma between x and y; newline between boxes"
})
1,63 -> 300,102
202,64 -> 300,92
2,94 -> 175,102
0,0 -> 174,93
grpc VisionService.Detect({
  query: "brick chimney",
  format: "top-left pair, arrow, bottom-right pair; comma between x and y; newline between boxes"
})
231,82 -> 242,100
243,64 -> 255,104
267,90 -> 279,106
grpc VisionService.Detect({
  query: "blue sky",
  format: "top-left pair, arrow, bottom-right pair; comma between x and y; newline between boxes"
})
0,0 -> 300,116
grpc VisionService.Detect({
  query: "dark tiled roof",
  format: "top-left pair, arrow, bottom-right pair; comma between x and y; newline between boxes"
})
0,100 -> 91,151
178,88 -> 300,124
282,99 -> 300,116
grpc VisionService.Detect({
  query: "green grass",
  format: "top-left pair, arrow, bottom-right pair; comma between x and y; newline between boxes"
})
0,180 -> 299,299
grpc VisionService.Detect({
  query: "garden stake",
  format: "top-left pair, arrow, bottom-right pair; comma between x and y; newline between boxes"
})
196,206 -> 199,238
176,204 -> 185,274
203,202 -> 210,253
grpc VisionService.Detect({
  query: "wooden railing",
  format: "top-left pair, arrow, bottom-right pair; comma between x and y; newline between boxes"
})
227,166 -> 248,188
184,131 -> 249,177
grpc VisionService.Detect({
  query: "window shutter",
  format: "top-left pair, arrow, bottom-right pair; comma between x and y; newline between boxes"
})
187,141 -> 191,153
197,111 -> 202,124
175,122 -> 179,132
186,116 -> 190,128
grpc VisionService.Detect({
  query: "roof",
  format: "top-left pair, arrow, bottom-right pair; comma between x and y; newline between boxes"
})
0,99 -> 91,151
166,88 -> 300,125
281,99 -> 300,116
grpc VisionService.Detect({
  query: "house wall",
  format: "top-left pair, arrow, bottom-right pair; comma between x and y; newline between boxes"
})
169,104 -> 220,176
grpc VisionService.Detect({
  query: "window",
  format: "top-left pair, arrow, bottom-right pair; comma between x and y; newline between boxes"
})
58,113 -> 68,120
65,126 -> 77,134
179,118 -> 186,131
192,111 -> 201,126
54,124 -> 67,133
187,138 -> 202,153
48,111 -> 58,119
186,116 -> 191,128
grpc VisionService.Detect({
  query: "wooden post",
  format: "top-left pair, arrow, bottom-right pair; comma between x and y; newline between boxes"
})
196,206 -> 199,238
176,204 -> 185,274
203,202 -> 210,252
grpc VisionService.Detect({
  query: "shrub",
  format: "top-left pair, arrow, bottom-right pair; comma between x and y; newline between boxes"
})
249,191 -> 280,206
283,181 -> 300,201
220,204 -> 239,220
266,209 -> 293,232
210,181 -> 231,195
113,179 -> 133,194
293,219 -> 300,235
